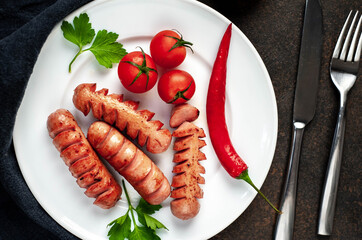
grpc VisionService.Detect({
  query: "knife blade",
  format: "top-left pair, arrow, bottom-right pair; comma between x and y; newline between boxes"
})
294,0 -> 323,123
273,0 -> 323,239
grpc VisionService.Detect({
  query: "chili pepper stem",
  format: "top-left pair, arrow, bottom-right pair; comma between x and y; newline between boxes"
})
236,170 -> 282,214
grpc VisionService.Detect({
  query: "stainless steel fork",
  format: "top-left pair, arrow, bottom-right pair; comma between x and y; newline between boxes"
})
318,10 -> 361,236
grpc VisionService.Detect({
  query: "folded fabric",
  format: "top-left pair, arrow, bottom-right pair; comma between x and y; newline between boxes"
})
0,0 -> 91,239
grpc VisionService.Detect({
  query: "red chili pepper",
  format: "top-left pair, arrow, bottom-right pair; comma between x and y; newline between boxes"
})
206,23 -> 281,213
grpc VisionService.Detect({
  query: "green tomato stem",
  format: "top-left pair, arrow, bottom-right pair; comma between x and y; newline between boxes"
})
121,47 -> 157,91
236,169 -> 282,214
165,33 -> 194,53
167,81 -> 192,104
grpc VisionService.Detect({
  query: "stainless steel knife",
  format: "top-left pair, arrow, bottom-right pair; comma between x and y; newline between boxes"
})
273,0 -> 323,239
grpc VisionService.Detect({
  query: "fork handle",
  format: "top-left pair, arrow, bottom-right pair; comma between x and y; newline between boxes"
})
318,95 -> 347,235
274,122 -> 305,240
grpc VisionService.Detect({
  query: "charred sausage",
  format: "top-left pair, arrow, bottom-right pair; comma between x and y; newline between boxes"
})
170,121 -> 207,220
72,83 -> 171,154
47,109 -> 122,209
87,121 -> 171,205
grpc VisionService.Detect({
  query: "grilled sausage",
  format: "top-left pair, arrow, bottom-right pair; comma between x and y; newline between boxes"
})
47,109 -> 122,209
170,121 -> 207,220
87,121 -> 171,205
169,103 -> 200,128
72,83 -> 171,154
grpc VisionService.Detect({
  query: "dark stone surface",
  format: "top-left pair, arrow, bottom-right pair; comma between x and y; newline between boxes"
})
196,0 -> 361,239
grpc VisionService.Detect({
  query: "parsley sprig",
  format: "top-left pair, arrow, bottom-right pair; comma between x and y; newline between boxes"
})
108,180 -> 168,240
61,13 -> 127,72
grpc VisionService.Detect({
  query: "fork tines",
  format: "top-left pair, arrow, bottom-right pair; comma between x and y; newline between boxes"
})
333,10 -> 362,63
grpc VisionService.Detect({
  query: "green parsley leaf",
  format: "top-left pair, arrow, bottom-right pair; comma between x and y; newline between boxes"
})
135,209 -> 147,227
136,198 -> 162,215
60,13 -> 127,72
143,214 -> 168,231
107,213 -> 132,240
108,211 -> 128,227
107,180 -> 167,240
129,226 -> 160,240
61,13 -> 95,48
135,209 -> 167,231
88,30 -> 128,68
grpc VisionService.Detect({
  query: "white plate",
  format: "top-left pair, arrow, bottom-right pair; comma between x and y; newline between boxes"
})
13,0 -> 278,239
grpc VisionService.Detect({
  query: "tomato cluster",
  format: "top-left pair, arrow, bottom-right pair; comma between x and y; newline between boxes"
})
117,30 -> 195,104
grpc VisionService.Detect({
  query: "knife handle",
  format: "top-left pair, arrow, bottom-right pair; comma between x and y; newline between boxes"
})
317,101 -> 346,235
274,122 -> 305,240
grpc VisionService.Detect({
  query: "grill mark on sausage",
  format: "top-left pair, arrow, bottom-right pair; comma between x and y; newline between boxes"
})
61,142 -> 89,166
87,121 -> 171,205
53,130 -> 83,152
144,177 -> 170,205
68,155 -> 97,178
77,166 -> 101,188
170,121 -> 207,220
118,149 -> 141,174
73,83 -> 171,154
84,177 -> 112,198
102,128 -> 126,160
95,123 -> 112,150
47,109 -> 121,209
50,126 -> 75,139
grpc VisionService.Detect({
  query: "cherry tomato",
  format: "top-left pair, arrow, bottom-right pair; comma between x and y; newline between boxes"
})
158,70 -> 196,104
118,49 -> 158,93
150,30 -> 193,69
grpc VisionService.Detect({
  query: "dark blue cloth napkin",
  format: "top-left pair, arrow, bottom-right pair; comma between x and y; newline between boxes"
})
0,0 -> 91,239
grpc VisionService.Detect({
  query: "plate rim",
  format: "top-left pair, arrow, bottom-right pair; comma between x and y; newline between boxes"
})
13,0 -> 278,239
